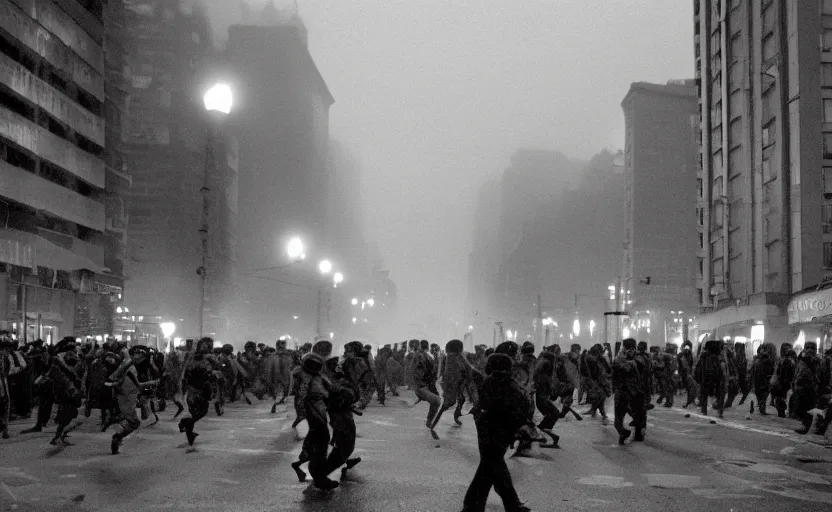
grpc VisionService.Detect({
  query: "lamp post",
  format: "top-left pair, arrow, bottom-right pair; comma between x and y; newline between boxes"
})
198,83 -> 232,339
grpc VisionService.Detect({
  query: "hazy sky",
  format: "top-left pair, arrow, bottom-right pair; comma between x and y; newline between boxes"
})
208,0 -> 693,325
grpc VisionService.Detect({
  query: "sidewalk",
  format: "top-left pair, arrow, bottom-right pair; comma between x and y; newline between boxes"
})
651,397 -> 832,448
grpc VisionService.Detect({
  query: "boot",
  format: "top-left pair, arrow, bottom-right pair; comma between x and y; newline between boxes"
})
313,478 -> 339,490
214,401 -> 223,416
186,431 -> 199,446
539,428 -> 560,448
111,433 -> 123,455
20,424 -> 43,434
633,429 -> 645,442
291,461 -> 307,482
618,428 -> 631,445
173,401 -> 185,419
453,410 -> 463,426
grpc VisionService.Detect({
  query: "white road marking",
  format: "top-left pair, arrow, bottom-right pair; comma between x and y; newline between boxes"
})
691,488 -> 765,499
577,475 -> 634,488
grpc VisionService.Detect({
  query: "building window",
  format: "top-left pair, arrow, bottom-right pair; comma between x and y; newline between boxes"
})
697,178 -> 703,199
823,30 -> 832,52
825,99 -> 832,122
824,0 -> 832,15
823,64 -> 832,88
824,243 -> 832,269
699,232 -> 705,249
825,134 -> 832,159
825,168 -> 832,194
763,158 -> 774,182
763,122 -> 776,147
698,207 -> 704,226
823,204 -> 832,233
762,34 -> 776,63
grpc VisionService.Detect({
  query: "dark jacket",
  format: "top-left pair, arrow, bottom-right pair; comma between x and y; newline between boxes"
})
477,373 -> 531,443
612,353 -> 647,397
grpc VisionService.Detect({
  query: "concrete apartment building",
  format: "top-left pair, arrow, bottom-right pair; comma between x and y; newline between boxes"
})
0,0 -> 128,342
695,0 -> 831,352
621,80 -> 699,347
121,0 -> 238,343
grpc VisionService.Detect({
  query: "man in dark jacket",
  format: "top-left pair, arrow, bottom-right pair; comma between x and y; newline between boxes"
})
792,342 -> 820,434
613,338 -> 648,444
431,339 -> 479,430
772,343 -> 796,417
300,353 -> 338,490
694,340 -> 726,418
733,342 -> 750,406
324,355 -> 361,480
750,343 -> 776,415
413,340 -> 441,436
460,353 -> 532,512
677,340 -> 697,408
814,346 -> 832,436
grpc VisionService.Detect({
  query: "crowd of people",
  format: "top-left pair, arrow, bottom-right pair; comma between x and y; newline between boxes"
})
1,330 -> 831,512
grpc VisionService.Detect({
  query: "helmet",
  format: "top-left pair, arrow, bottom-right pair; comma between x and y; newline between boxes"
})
301,353 -> 324,375
419,340 -> 430,351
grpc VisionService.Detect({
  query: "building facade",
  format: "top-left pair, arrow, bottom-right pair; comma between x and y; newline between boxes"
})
621,80 -> 699,346
0,0 -> 128,343
695,0 -> 829,352
227,13 -> 334,341
121,0 -> 238,342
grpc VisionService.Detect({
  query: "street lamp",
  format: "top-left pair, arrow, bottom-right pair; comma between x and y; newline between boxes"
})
287,237 -> 306,261
318,259 -> 333,275
198,83 -> 232,339
333,272 -> 344,286
203,83 -> 232,114
351,298 -> 358,306
367,298 -> 375,307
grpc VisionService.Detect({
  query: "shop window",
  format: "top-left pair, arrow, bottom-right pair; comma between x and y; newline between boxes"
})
824,242 -> 832,269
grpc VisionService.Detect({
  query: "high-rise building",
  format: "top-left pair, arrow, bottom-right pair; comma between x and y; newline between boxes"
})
122,0 -> 239,342
0,0 -> 128,342
227,11 -> 334,341
694,0 -> 829,350
621,80 -> 699,346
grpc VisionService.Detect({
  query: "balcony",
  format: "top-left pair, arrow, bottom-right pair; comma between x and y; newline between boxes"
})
0,0 -> 104,100
0,105 -> 105,188
0,160 -> 105,231
0,52 -> 105,146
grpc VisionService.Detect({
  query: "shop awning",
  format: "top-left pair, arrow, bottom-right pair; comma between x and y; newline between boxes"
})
698,304 -> 784,332
788,287 -> 832,325
0,228 -> 105,273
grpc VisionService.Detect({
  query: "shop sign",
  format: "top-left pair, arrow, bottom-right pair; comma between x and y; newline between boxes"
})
93,282 -> 122,295
788,288 -> 832,324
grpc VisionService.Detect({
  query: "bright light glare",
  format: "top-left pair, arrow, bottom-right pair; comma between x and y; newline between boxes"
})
318,259 -> 333,275
351,298 -> 358,305
287,237 -> 305,260
572,319 -> 581,337
116,307 -> 123,314
367,298 -> 375,307
160,322 -> 176,338
203,83 -> 233,114
589,319 -> 596,336
468,325 -> 474,331
352,317 -> 357,324
750,324 -> 765,342
333,272 -> 344,284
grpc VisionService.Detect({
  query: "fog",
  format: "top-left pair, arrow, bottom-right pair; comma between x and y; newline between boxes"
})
203,0 -> 693,333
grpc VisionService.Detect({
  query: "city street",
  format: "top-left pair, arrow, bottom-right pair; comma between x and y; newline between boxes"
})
1,391 -> 832,512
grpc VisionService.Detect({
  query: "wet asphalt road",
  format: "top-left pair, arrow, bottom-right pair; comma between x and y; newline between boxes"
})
1,391 -> 832,512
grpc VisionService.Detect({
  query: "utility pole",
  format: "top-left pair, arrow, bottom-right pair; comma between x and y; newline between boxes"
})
197,125 -> 214,339
537,293 -> 543,346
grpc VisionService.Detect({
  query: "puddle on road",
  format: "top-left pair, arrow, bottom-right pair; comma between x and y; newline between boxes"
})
577,475 -> 634,488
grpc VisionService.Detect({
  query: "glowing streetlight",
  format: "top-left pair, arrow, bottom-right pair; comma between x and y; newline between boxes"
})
318,259 -> 333,275
351,298 -> 358,306
572,319 -> 581,337
352,317 -> 357,324
160,322 -> 176,339
468,325 -> 474,331
333,272 -> 344,285
116,306 -> 123,314
203,83 -> 233,114
589,319 -> 596,336
367,298 -> 375,307
287,237 -> 305,261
